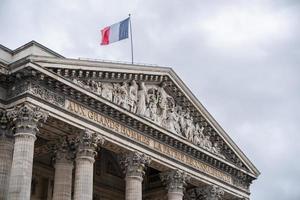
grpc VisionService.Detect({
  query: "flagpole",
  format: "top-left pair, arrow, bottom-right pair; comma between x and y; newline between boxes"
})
129,14 -> 134,64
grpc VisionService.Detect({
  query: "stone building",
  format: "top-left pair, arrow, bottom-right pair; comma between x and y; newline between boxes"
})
0,41 -> 260,200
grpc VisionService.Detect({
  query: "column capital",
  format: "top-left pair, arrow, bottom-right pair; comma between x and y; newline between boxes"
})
6,103 -> 48,135
51,136 -> 75,164
0,109 -> 14,139
204,185 -> 224,200
185,185 -> 224,200
160,169 -> 190,193
75,129 -> 105,161
119,151 -> 151,178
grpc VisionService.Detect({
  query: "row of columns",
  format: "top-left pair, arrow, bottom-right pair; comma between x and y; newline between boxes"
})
0,103 -> 234,200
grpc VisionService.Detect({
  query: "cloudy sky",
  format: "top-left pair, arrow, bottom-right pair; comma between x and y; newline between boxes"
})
1,0 -> 300,199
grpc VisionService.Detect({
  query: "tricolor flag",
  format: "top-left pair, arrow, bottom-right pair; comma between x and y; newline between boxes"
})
101,18 -> 130,45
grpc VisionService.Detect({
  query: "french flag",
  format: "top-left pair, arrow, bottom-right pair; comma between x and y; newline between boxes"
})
101,18 -> 130,45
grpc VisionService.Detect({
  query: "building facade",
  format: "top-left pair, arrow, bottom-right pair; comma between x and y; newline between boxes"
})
0,41 -> 259,200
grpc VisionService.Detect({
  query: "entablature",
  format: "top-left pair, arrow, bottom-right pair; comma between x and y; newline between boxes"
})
0,60 -> 257,192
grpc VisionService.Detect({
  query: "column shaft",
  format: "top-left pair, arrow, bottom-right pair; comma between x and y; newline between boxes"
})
73,129 -> 104,200
8,133 -> 36,200
73,157 -> 94,200
52,161 -> 73,200
0,137 -> 13,200
125,176 -> 143,200
167,192 -> 183,200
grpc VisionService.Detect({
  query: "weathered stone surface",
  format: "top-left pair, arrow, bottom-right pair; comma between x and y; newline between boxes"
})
6,103 -> 48,200
119,151 -> 151,200
0,110 -> 13,200
160,169 -> 190,200
73,129 -> 104,200
185,185 -> 224,200
52,137 -> 75,200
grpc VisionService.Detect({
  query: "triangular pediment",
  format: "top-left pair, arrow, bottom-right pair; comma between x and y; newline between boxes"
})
29,55 -> 259,179
0,41 -> 64,65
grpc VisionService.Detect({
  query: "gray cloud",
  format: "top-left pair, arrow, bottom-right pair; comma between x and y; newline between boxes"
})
1,0 -> 300,199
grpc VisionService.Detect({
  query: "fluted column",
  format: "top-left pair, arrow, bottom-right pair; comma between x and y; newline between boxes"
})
119,151 -> 151,200
0,110 -> 14,200
160,169 -> 190,200
73,129 -> 104,200
52,137 -> 75,200
6,103 -> 48,200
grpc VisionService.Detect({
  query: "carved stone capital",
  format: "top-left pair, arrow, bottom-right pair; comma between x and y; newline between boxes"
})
202,185 -> 224,200
50,136 -> 75,164
6,103 -> 48,135
185,185 -> 224,200
75,129 -> 105,160
160,169 -> 190,193
119,151 -> 151,178
0,110 -> 14,139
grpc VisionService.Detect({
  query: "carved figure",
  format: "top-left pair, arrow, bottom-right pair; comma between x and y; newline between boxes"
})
193,124 -> 204,145
112,83 -> 122,105
165,108 -> 181,135
119,82 -> 129,110
212,142 -> 222,155
203,135 -> 213,151
185,116 -> 195,142
157,87 -> 168,123
136,82 -> 147,116
101,82 -> 113,101
96,82 -> 102,95
147,94 -> 159,123
128,80 -> 138,113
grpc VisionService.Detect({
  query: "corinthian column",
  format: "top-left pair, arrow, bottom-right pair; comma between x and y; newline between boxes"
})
160,169 -> 190,200
186,185 -> 224,200
203,185 -> 224,200
73,130 -> 104,200
0,110 -> 14,200
52,137 -> 75,200
6,103 -> 48,200
119,151 -> 151,200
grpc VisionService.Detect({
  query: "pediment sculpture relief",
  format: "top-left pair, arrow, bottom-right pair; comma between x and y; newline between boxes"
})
71,78 -> 224,158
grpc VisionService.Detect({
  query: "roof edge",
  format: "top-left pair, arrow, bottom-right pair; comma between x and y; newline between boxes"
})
12,40 -> 65,58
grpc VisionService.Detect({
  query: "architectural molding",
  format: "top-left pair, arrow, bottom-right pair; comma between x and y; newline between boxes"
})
75,129 -> 105,161
6,103 -> 48,135
185,185 -> 224,200
50,136 -> 75,163
0,109 -> 13,138
160,169 -> 190,193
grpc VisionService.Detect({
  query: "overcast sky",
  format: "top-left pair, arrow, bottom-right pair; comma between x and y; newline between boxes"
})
1,0 -> 300,199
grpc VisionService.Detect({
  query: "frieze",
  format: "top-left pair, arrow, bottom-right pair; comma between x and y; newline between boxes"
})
28,83 -> 65,107
7,80 -> 65,107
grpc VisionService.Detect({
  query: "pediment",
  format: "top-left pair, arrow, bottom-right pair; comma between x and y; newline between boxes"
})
30,56 -> 259,178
